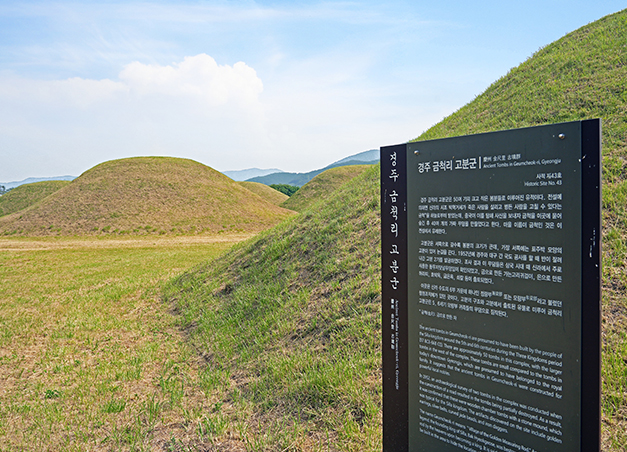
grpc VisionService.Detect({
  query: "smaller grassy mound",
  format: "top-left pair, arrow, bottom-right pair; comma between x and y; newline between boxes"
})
281,164 -> 372,212
0,181 -> 70,217
238,181 -> 289,206
0,157 -> 295,236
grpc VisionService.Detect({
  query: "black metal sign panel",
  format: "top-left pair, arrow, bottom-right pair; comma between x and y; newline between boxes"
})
381,120 -> 601,451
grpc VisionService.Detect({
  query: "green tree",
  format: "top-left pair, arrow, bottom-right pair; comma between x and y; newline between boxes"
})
270,184 -> 299,196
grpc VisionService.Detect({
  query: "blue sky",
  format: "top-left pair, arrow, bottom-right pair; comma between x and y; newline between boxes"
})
0,1 -> 625,182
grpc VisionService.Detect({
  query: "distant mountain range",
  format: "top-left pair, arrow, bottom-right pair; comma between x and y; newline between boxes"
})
329,149 -> 379,166
0,175 -> 76,190
244,149 -> 379,187
222,168 -> 284,182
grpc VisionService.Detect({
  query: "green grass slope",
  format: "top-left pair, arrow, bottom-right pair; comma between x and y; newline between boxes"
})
238,181 -> 289,206
163,166 -> 381,450
418,10 -> 627,145
0,180 -> 69,217
163,9 -> 627,450
281,164 -> 372,212
0,157 -> 295,236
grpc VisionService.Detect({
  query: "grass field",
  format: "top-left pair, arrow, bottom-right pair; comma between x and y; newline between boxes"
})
0,234 -> 251,451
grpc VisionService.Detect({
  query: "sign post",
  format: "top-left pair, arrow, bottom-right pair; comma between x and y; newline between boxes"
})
381,120 -> 601,451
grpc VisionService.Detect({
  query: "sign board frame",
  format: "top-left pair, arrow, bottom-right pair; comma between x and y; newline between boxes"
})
381,119 -> 601,452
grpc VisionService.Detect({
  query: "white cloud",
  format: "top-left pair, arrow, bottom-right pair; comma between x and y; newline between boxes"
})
0,55 -> 266,181
119,54 -> 263,107
0,48 -> 463,182
1,54 -> 262,108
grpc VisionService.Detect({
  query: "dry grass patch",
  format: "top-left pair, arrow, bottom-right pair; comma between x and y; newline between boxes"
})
0,234 -> 254,251
602,287 -> 627,451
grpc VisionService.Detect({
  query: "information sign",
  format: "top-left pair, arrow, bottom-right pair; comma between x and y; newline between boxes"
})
381,120 -> 601,451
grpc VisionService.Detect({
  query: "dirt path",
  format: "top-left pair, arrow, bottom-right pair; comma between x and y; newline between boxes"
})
0,233 -> 254,251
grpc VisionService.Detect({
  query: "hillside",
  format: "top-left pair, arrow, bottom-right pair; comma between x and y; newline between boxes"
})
331,149 -> 379,166
0,180 -> 70,217
163,166 -> 382,449
281,164 -> 371,212
163,9 -> 627,450
238,181 -> 289,206
415,13 -> 627,446
0,157 -> 295,236
414,18 -> 627,444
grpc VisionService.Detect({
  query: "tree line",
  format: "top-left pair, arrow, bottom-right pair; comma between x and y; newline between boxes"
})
270,184 -> 299,196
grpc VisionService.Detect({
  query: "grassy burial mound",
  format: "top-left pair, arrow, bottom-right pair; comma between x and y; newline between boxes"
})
0,157 -> 295,236
163,166 -> 382,449
163,9 -> 627,450
281,164 -> 372,212
417,9 -> 627,449
0,180 -> 70,218
238,181 -> 289,206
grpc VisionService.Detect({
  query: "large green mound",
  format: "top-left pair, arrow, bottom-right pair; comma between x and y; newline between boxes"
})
280,164 -> 372,212
0,180 -> 70,217
416,9 -> 627,406
415,11 -> 627,447
164,9 -> 627,450
0,157 -> 295,236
